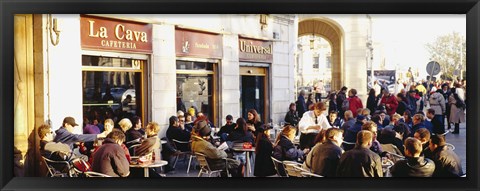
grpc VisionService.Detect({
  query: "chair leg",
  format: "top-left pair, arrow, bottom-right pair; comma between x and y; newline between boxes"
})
173,155 -> 179,168
187,155 -> 193,173
198,169 -> 203,177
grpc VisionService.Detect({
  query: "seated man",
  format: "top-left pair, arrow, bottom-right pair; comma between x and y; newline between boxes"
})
54,117 -> 107,150
38,124 -> 72,163
217,115 -> 236,142
414,128 -> 431,156
302,128 -> 344,177
336,130 -> 383,177
390,137 -> 435,177
166,116 -> 191,151
328,110 -> 342,127
425,134 -> 463,177
191,120 -> 243,177
91,130 -> 130,177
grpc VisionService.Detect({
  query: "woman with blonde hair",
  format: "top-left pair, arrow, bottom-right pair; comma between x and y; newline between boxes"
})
118,118 -> 133,133
272,125 -> 309,162
135,122 -> 161,157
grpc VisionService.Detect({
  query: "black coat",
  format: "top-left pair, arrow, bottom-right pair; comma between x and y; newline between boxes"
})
424,145 -> 463,177
226,129 -> 255,145
304,140 -> 343,177
284,111 -> 299,126
296,95 -> 307,118
273,136 -> 304,162
166,125 -> 191,151
390,156 -> 435,177
253,136 -> 276,177
336,146 -> 383,177
396,101 -> 408,116
366,95 -> 377,114
217,123 -> 236,136
336,92 -> 347,112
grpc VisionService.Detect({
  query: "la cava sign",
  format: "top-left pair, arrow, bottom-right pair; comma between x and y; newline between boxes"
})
81,15 -> 152,53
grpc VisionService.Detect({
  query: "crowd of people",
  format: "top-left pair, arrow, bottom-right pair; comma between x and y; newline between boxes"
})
35,78 -> 466,178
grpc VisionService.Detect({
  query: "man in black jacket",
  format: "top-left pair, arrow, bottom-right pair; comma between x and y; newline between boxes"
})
336,86 -> 348,118
218,115 -> 236,142
166,116 -> 191,151
336,130 -> 383,177
424,135 -> 463,177
390,137 -> 435,177
303,128 -> 344,177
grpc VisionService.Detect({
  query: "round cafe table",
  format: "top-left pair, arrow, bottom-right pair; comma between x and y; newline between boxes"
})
129,160 -> 168,177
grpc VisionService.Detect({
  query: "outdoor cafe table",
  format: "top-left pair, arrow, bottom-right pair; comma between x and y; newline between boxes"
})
231,147 -> 255,177
129,160 -> 168,177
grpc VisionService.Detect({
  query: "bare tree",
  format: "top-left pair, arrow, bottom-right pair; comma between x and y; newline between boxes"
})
425,32 -> 466,80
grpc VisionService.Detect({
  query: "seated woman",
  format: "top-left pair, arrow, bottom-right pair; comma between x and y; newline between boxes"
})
253,127 -> 276,177
272,125 -> 309,163
134,122 -> 161,157
191,120 -> 243,177
226,118 -> 255,144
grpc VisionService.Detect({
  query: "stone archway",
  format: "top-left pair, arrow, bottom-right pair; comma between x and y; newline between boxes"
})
298,19 -> 343,91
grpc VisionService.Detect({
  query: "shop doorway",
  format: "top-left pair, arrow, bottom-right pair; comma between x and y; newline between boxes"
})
240,66 -> 269,123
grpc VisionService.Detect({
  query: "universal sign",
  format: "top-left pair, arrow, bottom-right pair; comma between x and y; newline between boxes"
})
239,38 -> 273,63
80,15 -> 152,53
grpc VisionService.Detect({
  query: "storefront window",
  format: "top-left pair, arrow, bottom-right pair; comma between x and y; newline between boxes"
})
82,55 -> 145,125
176,61 -> 215,123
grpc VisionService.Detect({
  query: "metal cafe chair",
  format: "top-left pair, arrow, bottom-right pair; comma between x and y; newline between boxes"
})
128,143 -> 142,157
42,156 -> 75,177
172,139 -> 196,173
301,171 -> 324,177
84,171 -> 112,177
270,157 -> 287,177
283,161 -> 307,177
194,152 -> 229,177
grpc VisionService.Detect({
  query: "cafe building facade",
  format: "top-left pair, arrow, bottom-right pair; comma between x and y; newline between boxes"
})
14,14 -> 371,176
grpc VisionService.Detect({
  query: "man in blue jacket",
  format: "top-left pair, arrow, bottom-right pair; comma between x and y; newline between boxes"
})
54,116 -> 107,150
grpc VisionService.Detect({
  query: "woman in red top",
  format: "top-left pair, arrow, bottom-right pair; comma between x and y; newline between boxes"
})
348,89 -> 363,117
380,88 -> 399,118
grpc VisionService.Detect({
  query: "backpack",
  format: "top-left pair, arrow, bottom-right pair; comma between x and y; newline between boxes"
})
341,98 -> 350,111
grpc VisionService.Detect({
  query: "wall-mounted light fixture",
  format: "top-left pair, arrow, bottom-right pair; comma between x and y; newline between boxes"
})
48,14 -> 60,46
260,14 -> 268,30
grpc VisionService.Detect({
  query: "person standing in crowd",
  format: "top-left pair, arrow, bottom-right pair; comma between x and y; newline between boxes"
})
54,117 -> 107,150
440,83 -> 452,130
303,128 -> 344,177
407,90 -> 418,115
91,130 -> 130,177
306,93 -> 316,111
347,89 -> 363,118
246,109 -> 264,136
366,89 -> 377,115
315,80 -> 325,102
340,110 -> 355,132
253,127 -> 276,177
373,80 -> 382,97
424,134 -> 463,177
396,93 -> 409,117
390,137 -> 435,177
337,130 -> 383,177
296,90 -> 307,118
380,88 -> 398,118
448,87 -> 466,134
336,86 -> 348,118
273,125 -> 308,162
426,108 -> 445,135
218,115 -> 236,142
191,120 -> 243,177
284,103 -> 300,127
298,102 -> 331,150
328,93 -> 338,113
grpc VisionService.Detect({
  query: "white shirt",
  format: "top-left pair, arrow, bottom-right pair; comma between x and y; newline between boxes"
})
456,88 -> 465,101
298,111 -> 331,134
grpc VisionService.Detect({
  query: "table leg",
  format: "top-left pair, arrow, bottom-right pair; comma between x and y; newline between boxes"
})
247,152 -> 251,176
144,167 -> 149,177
